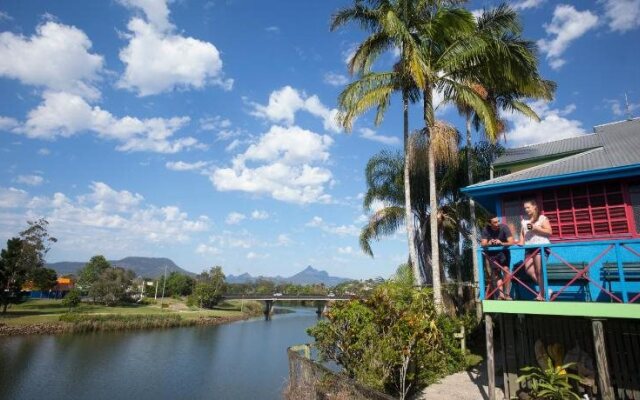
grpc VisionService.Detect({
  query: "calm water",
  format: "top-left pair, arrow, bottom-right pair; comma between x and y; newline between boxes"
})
0,308 -> 320,400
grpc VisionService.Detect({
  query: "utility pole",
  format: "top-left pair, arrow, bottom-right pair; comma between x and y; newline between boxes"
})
160,265 -> 168,308
154,278 -> 159,300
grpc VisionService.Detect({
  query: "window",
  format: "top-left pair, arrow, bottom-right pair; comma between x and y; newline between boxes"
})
629,183 -> 640,234
501,180 -> 636,241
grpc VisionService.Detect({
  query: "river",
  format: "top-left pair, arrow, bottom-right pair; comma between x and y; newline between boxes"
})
0,307 -> 320,400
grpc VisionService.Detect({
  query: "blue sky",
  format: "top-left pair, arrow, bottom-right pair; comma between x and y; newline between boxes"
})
0,0 -> 638,279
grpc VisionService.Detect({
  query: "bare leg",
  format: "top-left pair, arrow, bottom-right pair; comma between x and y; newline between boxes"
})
534,254 -> 544,300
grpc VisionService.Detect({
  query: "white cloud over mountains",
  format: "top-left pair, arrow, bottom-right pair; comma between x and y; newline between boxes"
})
537,5 -> 598,70
0,21 -> 104,100
117,0 -> 232,96
0,182 -> 210,255
250,86 -> 341,133
211,125 -> 334,204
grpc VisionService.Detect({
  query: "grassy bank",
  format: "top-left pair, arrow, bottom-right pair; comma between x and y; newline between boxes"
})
0,298 -> 264,336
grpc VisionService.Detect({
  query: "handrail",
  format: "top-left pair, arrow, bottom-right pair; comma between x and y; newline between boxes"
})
477,239 -> 640,304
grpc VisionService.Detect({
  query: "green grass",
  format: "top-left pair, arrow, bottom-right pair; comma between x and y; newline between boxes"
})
0,298 -> 263,327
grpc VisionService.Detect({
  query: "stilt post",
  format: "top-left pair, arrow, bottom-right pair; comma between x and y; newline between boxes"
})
592,319 -> 614,400
486,313 -> 496,400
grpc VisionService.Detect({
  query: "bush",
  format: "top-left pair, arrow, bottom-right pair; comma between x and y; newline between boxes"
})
308,281 -> 465,399
62,289 -> 81,311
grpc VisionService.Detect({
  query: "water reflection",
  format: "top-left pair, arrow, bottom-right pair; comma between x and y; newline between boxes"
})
0,308 -> 319,400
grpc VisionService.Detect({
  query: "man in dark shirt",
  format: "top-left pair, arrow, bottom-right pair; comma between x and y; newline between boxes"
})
481,215 -> 514,300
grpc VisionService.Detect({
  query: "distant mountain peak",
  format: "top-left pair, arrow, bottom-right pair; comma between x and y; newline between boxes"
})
226,266 -> 349,286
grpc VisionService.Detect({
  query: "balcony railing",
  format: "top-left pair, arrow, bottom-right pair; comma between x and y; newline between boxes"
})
477,239 -> 640,303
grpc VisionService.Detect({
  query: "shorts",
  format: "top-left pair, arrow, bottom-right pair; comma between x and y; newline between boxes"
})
524,247 -> 551,258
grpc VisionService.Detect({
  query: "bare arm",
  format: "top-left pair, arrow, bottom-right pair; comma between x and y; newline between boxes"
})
518,227 -> 525,245
532,217 -> 552,237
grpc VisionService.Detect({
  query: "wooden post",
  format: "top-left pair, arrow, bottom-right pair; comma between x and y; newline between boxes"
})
500,314 -> 519,399
264,300 -> 273,320
486,314 -> 496,400
592,319 -> 615,400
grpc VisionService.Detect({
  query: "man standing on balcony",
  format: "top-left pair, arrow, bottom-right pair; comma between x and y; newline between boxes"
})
481,215 -> 515,300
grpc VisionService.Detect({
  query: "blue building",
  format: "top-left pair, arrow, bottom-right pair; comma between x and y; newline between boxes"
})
462,118 -> 640,400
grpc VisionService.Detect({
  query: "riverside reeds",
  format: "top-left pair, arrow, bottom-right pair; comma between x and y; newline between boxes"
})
58,313 -> 195,333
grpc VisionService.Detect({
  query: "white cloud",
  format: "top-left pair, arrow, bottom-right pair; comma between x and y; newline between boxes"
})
200,115 -> 231,131
513,0 -> 546,10
0,21 -> 104,99
37,148 -> 50,155
0,11 -> 12,21
118,0 -> 173,32
502,101 -> 587,146
0,116 -> 19,131
166,160 -> 209,171
323,72 -> 349,87
276,233 -> 291,246
16,91 -> 200,153
0,187 -> 29,208
600,0 -> 640,32
265,26 -> 280,33
359,127 -> 400,145
196,243 -> 221,255
306,216 -> 359,237
226,212 -> 246,225
3,182 -> 209,251
537,5 -> 598,70
251,210 -> 269,220
211,125 -> 334,204
250,86 -> 341,133
342,43 -> 357,66
338,246 -> 353,254
605,98 -> 640,117
247,251 -> 268,260
16,174 -> 44,186
118,17 -> 232,96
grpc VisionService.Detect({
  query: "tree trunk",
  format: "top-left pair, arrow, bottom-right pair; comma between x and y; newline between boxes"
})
466,115 -> 482,321
403,91 -> 422,286
424,88 -> 443,313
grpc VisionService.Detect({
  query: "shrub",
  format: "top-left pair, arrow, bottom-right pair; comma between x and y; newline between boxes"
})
308,281 -> 465,399
62,289 -> 81,311
518,359 -> 582,400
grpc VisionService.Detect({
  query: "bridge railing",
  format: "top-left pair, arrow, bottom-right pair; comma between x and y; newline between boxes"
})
478,238 -> 640,303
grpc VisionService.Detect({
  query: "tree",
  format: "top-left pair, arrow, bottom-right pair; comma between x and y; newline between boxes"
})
0,219 -> 57,314
451,6 -> 555,314
193,266 -> 226,309
333,0 -> 424,285
30,267 -> 58,293
77,255 -> 111,298
90,267 -> 135,306
62,288 -> 81,311
308,279 -> 465,398
164,272 -> 195,297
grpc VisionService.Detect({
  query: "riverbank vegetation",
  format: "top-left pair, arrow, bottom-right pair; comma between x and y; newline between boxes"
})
0,297 -> 263,335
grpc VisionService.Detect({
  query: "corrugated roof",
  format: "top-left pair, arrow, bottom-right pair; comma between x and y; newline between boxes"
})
469,118 -> 640,188
493,133 -> 602,166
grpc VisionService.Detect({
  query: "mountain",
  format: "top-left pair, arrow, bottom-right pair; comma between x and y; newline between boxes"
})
226,266 -> 351,287
47,257 -> 193,278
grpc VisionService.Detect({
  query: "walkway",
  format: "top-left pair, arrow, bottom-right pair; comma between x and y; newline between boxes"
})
415,362 -> 504,400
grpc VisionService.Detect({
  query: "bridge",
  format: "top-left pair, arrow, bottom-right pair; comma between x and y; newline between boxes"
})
221,294 -> 353,319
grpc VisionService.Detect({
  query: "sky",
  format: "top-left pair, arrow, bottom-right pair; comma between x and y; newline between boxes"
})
0,0 -> 639,279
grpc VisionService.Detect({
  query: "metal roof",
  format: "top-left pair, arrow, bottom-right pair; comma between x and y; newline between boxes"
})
493,132 -> 602,166
469,118 -> 640,189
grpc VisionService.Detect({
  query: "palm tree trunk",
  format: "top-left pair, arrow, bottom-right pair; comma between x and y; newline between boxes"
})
466,115 -> 481,321
424,88 -> 443,313
403,91 -> 422,286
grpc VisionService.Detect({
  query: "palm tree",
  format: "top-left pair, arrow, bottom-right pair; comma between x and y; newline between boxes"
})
450,5 -> 555,317
332,0 -> 427,285
359,137 -> 432,283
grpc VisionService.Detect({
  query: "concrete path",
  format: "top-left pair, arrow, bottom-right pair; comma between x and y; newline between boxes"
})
415,362 -> 505,400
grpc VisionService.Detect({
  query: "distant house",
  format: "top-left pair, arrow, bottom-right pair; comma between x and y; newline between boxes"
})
462,118 -> 640,399
26,276 -> 75,299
